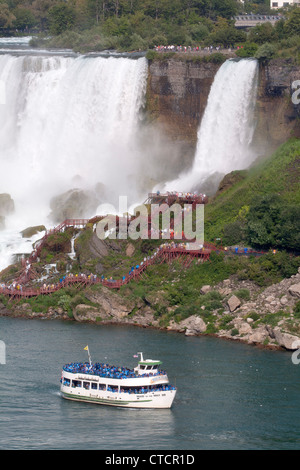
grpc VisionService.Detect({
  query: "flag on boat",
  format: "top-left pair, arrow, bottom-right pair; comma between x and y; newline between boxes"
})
84,346 -> 88,350
133,354 -> 138,358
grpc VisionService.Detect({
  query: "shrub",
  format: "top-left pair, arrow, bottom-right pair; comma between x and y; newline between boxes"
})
254,42 -> 277,62
233,288 -> 250,301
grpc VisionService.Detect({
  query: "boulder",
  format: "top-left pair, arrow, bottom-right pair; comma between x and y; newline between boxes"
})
84,286 -> 135,320
289,283 -> 300,298
21,225 -> 46,238
126,243 -> 135,257
227,295 -> 241,312
179,315 -> 207,335
238,322 -> 253,335
49,188 -> 100,223
200,285 -> 211,294
73,304 -> 104,322
248,326 -> 269,344
272,327 -> 300,350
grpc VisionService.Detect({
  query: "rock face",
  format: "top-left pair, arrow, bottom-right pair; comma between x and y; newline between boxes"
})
147,58 -> 300,168
49,188 -> 101,223
147,59 -> 222,170
253,59 -> 300,155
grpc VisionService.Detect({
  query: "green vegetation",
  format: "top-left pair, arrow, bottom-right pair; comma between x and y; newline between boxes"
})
0,1 -> 298,59
205,138 -> 300,250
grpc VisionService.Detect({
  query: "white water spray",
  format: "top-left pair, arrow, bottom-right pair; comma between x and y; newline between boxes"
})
0,53 -> 148,270
163,58 -> 259,192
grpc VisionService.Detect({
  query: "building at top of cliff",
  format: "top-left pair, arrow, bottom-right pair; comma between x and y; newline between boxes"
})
270,0 -> 300,9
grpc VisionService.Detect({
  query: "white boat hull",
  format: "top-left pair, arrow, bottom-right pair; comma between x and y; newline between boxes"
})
60,385 -> 176,409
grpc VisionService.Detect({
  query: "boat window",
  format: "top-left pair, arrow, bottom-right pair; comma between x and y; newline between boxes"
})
152,365 -> 158,369
107,384 -> 119,393
99,384 -> 106,391
83,381 -> 90,390
91,382 -> 98,390
72,380 -> 82,388
139,365 -> 145,369
62,378 -> 70,387
122,386 -> 148,394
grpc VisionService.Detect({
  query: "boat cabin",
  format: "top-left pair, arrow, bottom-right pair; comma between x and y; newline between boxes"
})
134,353 -> 162,376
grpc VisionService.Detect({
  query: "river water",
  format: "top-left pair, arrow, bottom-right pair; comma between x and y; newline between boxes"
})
0,316 -> 299,450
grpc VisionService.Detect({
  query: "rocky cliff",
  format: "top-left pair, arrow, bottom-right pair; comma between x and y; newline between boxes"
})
147,57 -> 300,162
253,59 -> 300,156
146,59 -> 222,169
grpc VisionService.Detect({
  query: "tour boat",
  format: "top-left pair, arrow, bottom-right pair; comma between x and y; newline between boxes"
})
60,351 -> 176,409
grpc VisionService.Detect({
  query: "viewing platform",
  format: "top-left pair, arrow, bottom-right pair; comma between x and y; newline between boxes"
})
234,15 -> 283,28
144,192 -> 208,206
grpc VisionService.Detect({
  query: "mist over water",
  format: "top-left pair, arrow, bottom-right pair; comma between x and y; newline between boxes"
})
0,52 -> 153,269
0,48 -> 259,271
163,58 -> 259,192
0,54 -> 148,216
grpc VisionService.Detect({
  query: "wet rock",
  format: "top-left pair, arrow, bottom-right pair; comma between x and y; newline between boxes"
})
21,225 -> 46,238
49,188 -> 100,223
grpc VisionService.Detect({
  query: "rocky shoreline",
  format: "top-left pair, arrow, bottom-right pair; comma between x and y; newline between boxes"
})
2,266 -> 300,353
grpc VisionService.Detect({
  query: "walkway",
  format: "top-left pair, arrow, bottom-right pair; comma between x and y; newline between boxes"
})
1,241 -> 211,301
0,201 -> 267,301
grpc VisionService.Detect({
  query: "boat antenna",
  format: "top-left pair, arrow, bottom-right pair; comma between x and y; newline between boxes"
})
84,345 -> 92,366
137,352 -> 144,362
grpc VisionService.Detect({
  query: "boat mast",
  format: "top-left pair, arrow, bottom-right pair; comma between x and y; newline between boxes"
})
84,345 -> 92,366
137,352 -> 144,362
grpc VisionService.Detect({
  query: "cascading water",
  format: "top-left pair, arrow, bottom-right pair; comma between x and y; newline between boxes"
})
0,50 -> 259,272
163,58 -> 259,192
0,49 -> 149,270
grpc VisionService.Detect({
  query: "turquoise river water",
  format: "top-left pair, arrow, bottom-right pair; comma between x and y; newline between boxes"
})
0,316 -> 299,451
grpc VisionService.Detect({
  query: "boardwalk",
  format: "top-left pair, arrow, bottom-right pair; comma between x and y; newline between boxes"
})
0,196 -> 267,301
1,243 -> 211,301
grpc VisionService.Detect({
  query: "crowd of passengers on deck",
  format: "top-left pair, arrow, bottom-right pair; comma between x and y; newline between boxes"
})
63,362 -> 166,378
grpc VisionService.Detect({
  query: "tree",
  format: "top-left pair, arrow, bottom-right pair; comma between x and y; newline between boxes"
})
248,22 -> 275,44
0,2 -> 15,28
211,0 -> 238,20
13,7 -> 37,30
246,194 -> 300,250
48,3 -> 76,35
254,42 -> 277,62
284,8 -> 300,36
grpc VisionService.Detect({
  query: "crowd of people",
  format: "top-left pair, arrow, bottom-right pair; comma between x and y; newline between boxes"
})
153,44 -> 233,53
0,241 -> 207,296
62,361 -> 166,380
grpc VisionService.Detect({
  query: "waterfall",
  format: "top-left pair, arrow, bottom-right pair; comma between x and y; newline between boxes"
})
0,53 -> 148,270
163,58 -> 259,192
